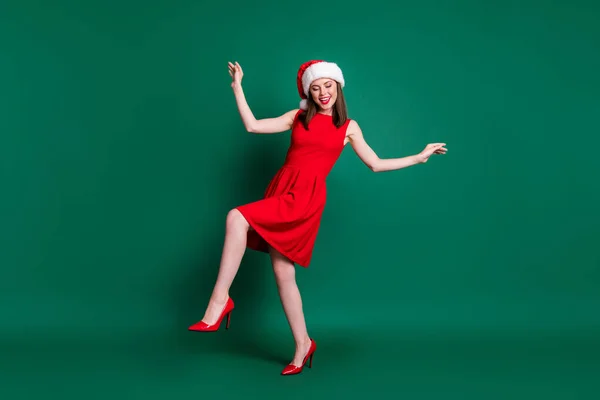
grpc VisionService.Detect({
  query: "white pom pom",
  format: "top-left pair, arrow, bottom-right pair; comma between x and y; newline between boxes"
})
299,99 -> 308,110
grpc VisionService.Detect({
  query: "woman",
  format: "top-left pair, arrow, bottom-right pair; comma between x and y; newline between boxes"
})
188,60 -> 447,375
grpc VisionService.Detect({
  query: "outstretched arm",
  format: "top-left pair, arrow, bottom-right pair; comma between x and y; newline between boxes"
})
229,61 -> 298,134
346,120 -> 447,172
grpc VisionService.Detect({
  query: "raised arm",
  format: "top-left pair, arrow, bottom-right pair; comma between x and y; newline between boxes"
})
229,61 -> 298,134
346,120 -> 447,172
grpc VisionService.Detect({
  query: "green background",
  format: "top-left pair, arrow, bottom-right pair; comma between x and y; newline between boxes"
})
2,0 -> 599,398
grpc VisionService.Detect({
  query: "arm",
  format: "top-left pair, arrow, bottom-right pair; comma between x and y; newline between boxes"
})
232,84 -> 298,134
229,61 -> 297,134
346,120 -> 446,172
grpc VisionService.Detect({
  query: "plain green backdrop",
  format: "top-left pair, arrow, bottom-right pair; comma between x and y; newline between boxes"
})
1,0 -> 599,398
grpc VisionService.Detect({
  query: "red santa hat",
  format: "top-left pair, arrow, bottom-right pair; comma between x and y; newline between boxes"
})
296,60 -> 345,110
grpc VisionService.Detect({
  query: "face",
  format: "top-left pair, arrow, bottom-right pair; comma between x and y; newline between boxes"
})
309,78 -> 337,111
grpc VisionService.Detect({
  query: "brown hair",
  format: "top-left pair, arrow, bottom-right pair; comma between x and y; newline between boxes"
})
298,83 -> 348,130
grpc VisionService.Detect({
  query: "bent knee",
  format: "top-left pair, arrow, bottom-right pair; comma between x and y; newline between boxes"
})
226,208 -> 249,231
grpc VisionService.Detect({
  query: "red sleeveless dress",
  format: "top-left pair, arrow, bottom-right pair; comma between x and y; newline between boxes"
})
236,110 -> 351,267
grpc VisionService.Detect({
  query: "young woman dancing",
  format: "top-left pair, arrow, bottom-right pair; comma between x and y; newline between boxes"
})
188,60 -> 447,376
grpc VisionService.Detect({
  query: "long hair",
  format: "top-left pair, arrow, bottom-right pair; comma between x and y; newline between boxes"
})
298,83 -> 348,130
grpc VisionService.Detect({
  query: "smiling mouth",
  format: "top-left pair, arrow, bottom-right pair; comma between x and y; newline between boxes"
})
319,96 -> 331,104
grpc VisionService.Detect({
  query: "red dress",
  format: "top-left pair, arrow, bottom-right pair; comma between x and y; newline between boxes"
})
236,110 -> 351,267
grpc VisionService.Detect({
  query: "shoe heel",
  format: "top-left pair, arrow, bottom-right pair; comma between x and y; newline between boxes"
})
226,312 -> 232,329
308,353 -> 314,368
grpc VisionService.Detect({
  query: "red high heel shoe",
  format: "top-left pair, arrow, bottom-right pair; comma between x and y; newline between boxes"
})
281,338 -> 316,376
188,297 -> 234,332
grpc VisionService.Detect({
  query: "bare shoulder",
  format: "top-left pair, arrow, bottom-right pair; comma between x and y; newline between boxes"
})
284,108 -> 301,124
285,108 -> 301,119
344,119 -> 363,145
347,119 -> 362,135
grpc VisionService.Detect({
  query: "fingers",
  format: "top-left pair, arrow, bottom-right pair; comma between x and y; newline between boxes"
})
428,143 -> 447,153
227,61 -> 243,79
426,142 -> 448,155
228,62 -> 239,79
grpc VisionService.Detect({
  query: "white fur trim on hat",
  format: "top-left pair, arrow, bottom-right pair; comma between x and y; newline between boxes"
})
299,98 -> 308,110
301,61 -> 345,97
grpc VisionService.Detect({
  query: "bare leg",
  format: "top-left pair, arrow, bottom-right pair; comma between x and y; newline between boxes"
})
201,208 -> 249,324
269,246 -> 312,366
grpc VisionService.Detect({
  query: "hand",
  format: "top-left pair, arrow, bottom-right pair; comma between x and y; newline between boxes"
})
417,143 -> 447,163
228,61 -> 243,88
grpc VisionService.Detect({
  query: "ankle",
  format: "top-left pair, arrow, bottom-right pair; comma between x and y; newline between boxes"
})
295,336 -> 311,350
210,292 -> 229,304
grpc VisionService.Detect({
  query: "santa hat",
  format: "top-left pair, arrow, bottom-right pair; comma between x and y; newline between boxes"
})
296,60 -> 345,110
